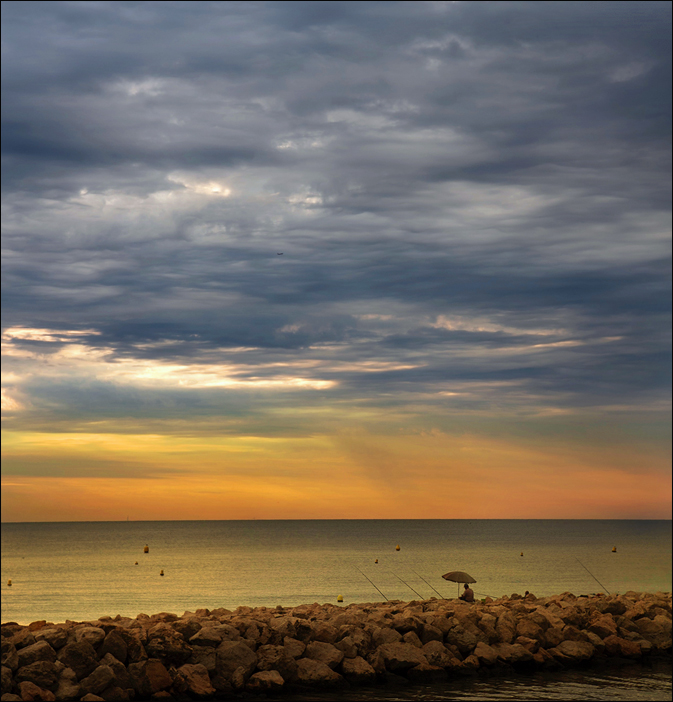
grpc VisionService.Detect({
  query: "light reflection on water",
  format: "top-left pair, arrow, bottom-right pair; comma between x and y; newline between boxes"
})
286,663 -> 672,701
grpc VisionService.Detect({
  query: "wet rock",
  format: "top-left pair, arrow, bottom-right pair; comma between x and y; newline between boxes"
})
295,658 -> 346,688
472,641 -> 498,666
549,640 -> 595,663
376,643 -> 427,673
246,670 -> 284,693
340,656 -> 376,685
603,635 -> 642,659
491,643 -> 534,666
173,663 -> 216,698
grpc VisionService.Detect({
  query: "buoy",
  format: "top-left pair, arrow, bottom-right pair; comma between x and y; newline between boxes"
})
7,579 -> 11,587
395,545 -> 400,551
144,545 -> 149,553
374,559 -> 378,564
520,552 -> 524,557
160,570 -> 164,576
612,547 -> 617,553
134,561 -> 138,565
337,595 -> 343,602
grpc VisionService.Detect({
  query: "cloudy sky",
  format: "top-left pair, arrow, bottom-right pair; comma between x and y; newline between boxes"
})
2,1 -> 671,522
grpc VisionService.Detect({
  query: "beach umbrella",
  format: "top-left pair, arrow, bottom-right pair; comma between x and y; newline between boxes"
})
442,570 -> 476,597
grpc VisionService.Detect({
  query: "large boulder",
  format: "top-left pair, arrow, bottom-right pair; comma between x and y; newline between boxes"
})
340,656 -> 376,685
305,641 -> 344,670
549,640 -> 595,663
173,663 -> 216,699
97,632 -> 126,665
422,640 -> 454,668
215,641 -> 256,681
603,635 -> 642,659
78,665 -> 114,697
1,642 -> 19,672
245,670 -> 284,694
376,643 -> 428,673
472,642 -> 498,666
74,629 -> 105,650
57,642 -> 99,680
491,643 -> 534,666
145,626 -> 191,666
17,643 -> 56,669
255,645 -> 298,682
33,630 -> 68,652
16,680 -> 56,701
127,659 -> 171,698
14,661 -> 59,691
295,658 -> 346,688
55,667 -> 80,701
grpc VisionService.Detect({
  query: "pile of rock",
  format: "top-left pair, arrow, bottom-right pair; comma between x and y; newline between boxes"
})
1,590 -> 670,701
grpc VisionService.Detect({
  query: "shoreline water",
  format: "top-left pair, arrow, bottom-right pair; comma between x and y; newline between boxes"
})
1,590 -> 670,700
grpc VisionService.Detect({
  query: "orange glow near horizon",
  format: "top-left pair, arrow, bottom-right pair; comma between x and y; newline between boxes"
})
2,429 -> 670,522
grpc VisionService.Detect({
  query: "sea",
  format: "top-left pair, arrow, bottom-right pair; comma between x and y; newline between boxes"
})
1,519 -> 671,700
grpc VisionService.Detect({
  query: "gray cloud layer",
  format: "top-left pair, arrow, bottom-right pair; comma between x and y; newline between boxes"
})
2,1 -> 671,432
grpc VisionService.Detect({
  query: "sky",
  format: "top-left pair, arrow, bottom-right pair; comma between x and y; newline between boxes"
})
1,1 -> 671,522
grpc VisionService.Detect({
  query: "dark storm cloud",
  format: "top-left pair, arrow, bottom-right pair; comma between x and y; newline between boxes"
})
1,1 -> 670,429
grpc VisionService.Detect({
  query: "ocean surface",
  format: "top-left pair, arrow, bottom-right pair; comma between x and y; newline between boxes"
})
1,520 -> 671,700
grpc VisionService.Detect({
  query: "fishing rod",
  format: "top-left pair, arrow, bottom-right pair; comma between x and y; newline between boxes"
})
411,570 -> 445,599
355,566 -> 389,601
389,571 -> 423,599
576,558 -> 610,594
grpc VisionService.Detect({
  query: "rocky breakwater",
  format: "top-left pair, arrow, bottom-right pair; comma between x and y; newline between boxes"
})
1,590 -> 671,701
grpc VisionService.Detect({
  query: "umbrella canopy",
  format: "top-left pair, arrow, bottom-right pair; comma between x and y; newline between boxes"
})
442,571 -> 476,583
442,571 -> 477,598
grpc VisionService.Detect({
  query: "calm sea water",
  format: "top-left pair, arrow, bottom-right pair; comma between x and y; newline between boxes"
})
1,520 -> 671,701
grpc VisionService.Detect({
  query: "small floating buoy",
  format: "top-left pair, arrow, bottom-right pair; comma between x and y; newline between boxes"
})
374,559 -> 378,564
337,595 -> 343,602
160,569 -> 164,576
7,579 -> 11,587
520,552 -> 524,557
612,547 -> 617,552
395,545 -> 400,551
144,545 -> 149,553
134,561 -> 138,565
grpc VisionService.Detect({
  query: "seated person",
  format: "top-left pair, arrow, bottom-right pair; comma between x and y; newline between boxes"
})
459,583 -> 475,602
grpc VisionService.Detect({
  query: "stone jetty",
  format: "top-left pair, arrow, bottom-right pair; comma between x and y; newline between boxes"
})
2,591 -> 671,701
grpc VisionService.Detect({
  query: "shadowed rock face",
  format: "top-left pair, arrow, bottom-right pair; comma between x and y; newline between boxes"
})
1,592 -> 670,698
